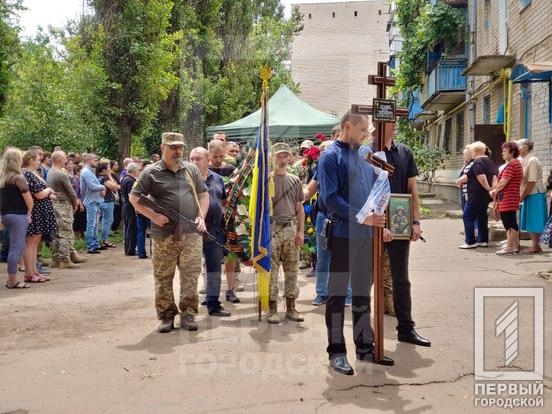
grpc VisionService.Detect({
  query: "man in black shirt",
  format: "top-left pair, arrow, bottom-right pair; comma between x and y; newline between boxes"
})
374,123 -> 431,348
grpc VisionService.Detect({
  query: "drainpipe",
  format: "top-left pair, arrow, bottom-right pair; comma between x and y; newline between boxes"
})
467,0 -> 477,142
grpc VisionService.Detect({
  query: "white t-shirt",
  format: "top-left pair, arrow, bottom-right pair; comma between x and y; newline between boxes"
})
521,154 -> 546,195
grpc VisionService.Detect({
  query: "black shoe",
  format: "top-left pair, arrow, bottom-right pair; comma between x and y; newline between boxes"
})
200,300 -> 206,306
138,255 -> 148,259
329,355 -> 354,375
98,245 -> 108,251
158,316 -> 175,333
126,252 -> 137,256
209,306 -> 231,317
398,328 -> 431,347
225,289 -> 240,304
357,353 -> 395,366
87,249 -> 101,254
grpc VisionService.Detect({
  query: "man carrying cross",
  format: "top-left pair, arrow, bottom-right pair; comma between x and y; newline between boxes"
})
318,110 -> 393,375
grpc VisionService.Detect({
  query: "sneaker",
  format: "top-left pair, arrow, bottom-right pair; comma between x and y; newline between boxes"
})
477,242 -> 488,247
225,289 -> 240,304
209,306 -> 231,317
458,243 -> 478,249
312,295 -> 327,306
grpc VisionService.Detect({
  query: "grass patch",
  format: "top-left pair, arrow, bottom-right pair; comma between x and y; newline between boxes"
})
40,230 -> 125,258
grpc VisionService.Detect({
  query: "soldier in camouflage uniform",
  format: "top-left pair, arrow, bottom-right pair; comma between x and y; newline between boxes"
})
268,143 -> 305,324
47,151 -> 85,268
130,132 -> 209,333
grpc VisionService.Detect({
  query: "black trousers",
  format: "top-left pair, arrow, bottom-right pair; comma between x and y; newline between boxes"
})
385,239 -> 415,331
326,236 -> 373,358
123,209 -> 137,256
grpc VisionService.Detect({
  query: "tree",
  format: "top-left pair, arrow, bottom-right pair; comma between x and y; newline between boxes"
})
0,38 -> 106,151
90,0 -> 181,159
0,0 -> 23,113
153,0 -> 303,151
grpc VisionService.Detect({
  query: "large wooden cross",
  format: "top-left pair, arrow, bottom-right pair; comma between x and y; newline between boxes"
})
351,61 -> 409,366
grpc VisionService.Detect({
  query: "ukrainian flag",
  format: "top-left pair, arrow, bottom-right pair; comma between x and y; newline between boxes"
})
249,67 -> 271,311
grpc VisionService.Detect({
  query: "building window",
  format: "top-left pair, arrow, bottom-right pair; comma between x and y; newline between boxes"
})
520,83 -> 532,139
354,11 -> 358,17
483,95 -> 491,124
308,13 -> 312,19
456,112 -> 465,153
378,10 -> 382,15
332,12 -> 335,18
519,0 -> 532,12
437,124 -> 442,147
444,118 -> 452,153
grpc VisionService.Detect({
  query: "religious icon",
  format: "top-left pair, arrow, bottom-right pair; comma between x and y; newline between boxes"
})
387,194 -> 413,240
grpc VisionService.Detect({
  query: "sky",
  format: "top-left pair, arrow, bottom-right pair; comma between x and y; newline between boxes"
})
18,0 -> 372,38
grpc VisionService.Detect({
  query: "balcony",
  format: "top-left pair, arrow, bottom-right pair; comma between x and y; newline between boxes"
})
422,60 -> 467,111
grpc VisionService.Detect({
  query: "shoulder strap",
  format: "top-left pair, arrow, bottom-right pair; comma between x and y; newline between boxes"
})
184,167 -> 204,218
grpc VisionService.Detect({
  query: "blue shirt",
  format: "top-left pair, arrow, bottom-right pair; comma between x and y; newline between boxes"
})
318,140 -> 376,239
204,170 -> 226,234
80,165 -> 105,206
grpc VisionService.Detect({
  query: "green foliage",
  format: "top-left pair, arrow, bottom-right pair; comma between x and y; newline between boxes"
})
0,0 -> 23,113
1,1 -> 301,157
0,38 -> 107,151
394,0 -> 464,95
394,119 -> 448,184
91,0 -> 181,158
157,0 -> 303,148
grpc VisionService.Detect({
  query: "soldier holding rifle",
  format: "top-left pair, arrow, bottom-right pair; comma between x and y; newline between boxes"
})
129,132 -> 209,334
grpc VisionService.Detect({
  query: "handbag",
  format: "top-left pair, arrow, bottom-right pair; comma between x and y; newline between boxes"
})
319,215 -> 336,250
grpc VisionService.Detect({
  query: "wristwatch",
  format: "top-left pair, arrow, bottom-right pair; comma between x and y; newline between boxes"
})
412,220 -> 421,225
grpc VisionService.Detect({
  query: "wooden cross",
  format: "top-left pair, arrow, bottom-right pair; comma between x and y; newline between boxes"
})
351,61 -> 409,366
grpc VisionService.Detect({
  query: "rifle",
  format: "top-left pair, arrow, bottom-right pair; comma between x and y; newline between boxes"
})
137,194 -> 230,254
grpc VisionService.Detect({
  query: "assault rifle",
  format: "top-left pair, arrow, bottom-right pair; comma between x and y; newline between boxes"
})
137,195 -> 230,253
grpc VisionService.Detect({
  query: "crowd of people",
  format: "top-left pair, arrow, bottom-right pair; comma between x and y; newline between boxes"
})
0,145 -> 161,289
2,116 -> 550,377
456,138 -> 551,255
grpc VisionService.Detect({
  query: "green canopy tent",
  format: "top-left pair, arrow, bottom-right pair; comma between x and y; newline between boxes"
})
206,85 -> 340,145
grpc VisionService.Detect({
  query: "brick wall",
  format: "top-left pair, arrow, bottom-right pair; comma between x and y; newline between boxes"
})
291,1 -> 389,117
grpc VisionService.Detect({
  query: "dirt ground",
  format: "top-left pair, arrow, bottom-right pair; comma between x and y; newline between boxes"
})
0,218 -> 551,414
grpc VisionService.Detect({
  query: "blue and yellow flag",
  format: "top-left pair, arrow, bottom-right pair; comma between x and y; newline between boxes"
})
249,65 -> 271,311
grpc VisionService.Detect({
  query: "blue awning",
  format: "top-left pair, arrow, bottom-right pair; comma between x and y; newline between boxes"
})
511,62 -> 552,83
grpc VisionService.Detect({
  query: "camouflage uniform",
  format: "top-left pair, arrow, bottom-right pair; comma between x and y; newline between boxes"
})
152,233 -> 203,320
269,223 -> 300,300
383,249 -> 395,315
52,200 -> 75,260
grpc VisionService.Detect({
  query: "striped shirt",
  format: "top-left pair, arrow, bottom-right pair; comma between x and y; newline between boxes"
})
498,159 -> 523,212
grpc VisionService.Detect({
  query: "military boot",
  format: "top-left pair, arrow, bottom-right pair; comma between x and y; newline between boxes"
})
285,298 -> 304,322
49,258 -> 61,268
181,314 -> 198,331
70,252 -> 87,263
158,316 -> 174,333
267,300 -> 280,324
59,259 -> 80,269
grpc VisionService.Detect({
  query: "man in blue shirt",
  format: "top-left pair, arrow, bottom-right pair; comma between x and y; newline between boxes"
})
318,110 -> 391,375
190,147 -> 231,317
80,153 -> 106,254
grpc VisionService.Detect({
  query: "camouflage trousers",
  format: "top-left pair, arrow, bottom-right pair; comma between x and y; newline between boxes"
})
269,223 -> 300,301
383,249 -> 393,300
52,201 -> 75,261
152,233 -> 202,320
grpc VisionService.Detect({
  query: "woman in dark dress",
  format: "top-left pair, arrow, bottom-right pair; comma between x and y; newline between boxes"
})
21,150 -> 57,282
72,164 -> 87,237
